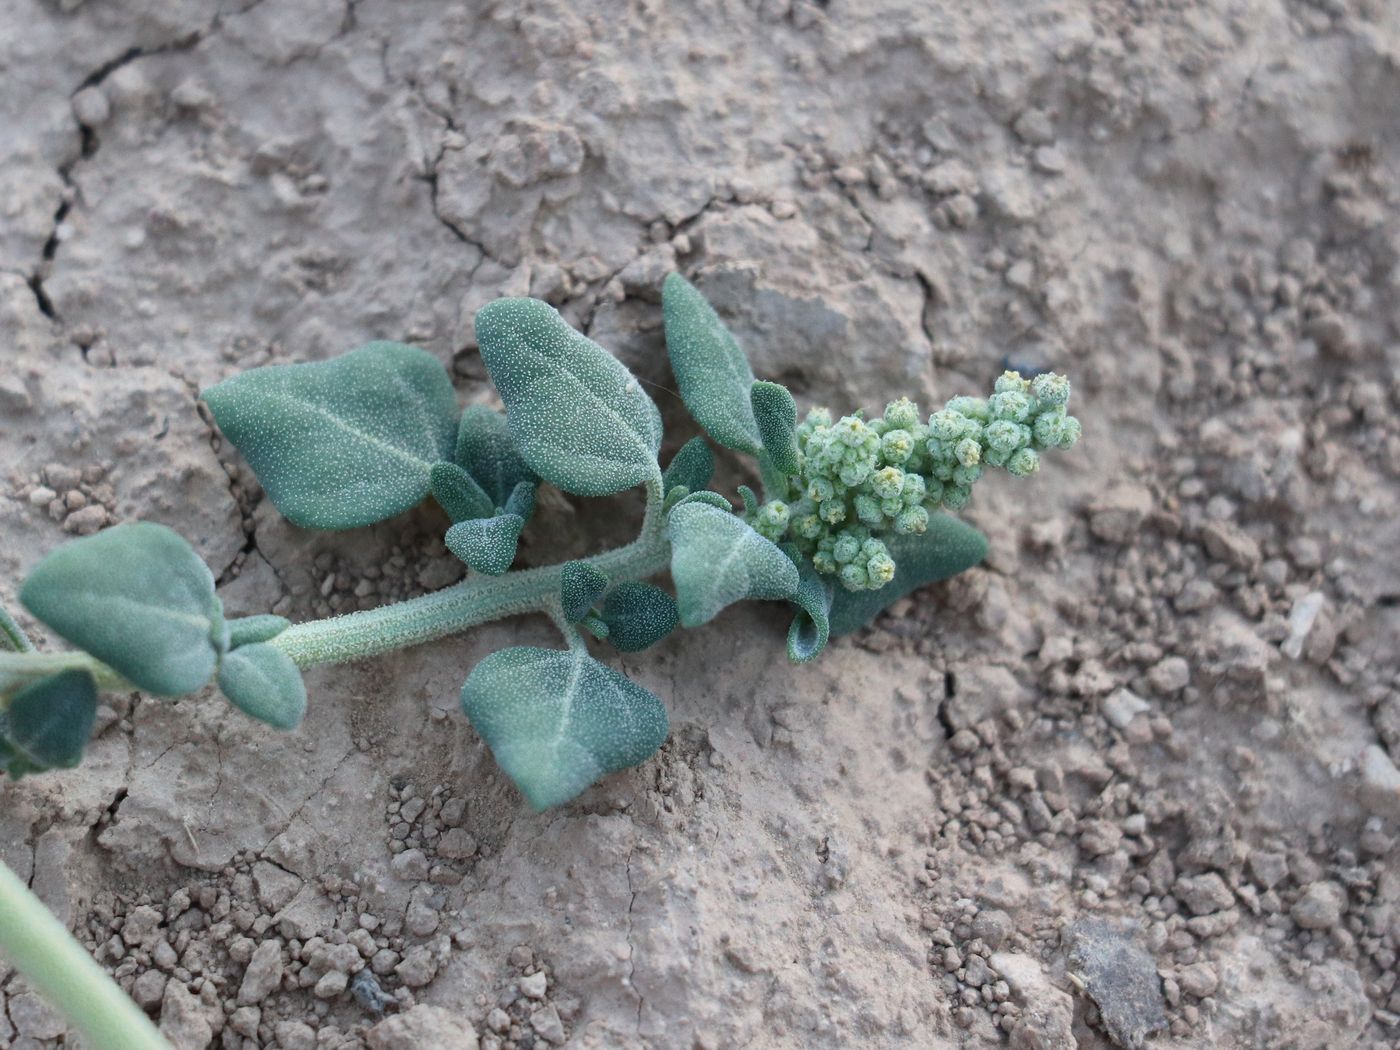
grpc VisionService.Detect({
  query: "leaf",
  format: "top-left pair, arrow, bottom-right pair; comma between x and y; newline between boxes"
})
787,561 -> 833,664
750,381 -> 799,475
560,562 -> 609,622
662,273 -> 761,455
0,670 -> 97,771
460,647 -> 669,810
667,502 -> 800,627
202,342 -> 459,530
20,523 -> 225,697
445,515 -> 525,576
599,582 -> 679,652
429,461 -> 495,523
227,615 -> 292,649
454,405 -> 538,509
217,643 -> 307,730
475,298 -> 662,497
0,601 -> 34,653
828,515 -> 988,636
669,490 -> 732,513
661,436 -> 714,495
504,480 -> 537,521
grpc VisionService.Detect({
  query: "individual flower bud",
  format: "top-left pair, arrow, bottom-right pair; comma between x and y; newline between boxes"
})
838,461 -> 872,488
994,370 -> 1031,395
805,407 -> 833,428
895,505 -> 929,534
832,533 -> 861,564
988,389 -> 1032,423
985,419 -> 1026,456
883,397 -> 921,430
808,477 -> 835,503
944,395 -> 989,421
1032,408 -> 1066,449
880,428 -> 914,464
854,493 -> 883,527
923,477 -> 945,505
1007,447 -> 1040,477
953,463 -> 983,487
834,416 -> 870,448
813,549 -> 837,574
818,499 -> 847,525
1031,372 -> 1071,406
868,418 -> 890,438
983,447 -> 1010,468
1057,415 -> 1082,448
900,472 -> 926,505
954,438 -> 981,468
860,536 -> 887,560
794,513 -> 823,541
880,495 -> 904,518
866,551 -> 896,586
942,483 -> 971,509
929,457 -> 957,483
839,562 -> 870,591
755,500 -> 791,540
870,466 -> 905,500
929,409 -> 969,442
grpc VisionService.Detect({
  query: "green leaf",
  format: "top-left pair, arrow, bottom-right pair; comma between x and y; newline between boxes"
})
20,523 -> 225,697
737,485 -> 759,517
751,381 -> 799,476
662,273 -> 762,455
787,560 -> 833,664
227,615 -> 292,649
0,670 -> 97,771
475,298 -> 663,497
454,405 -> 538,510
599,582 -> 679,652
828,515 -> 988,636
430,461 -> 495,523
560,562 -> 609,622
504,480 -> 537,521
460,647 -> 669,810
445,514 -> 525,576
662,436 -> 714,495
217,643 -> 307,729
667,502 -> 800,627
0,601 -> 35,653
202,342 -> 459,530
670,490 -> 732,513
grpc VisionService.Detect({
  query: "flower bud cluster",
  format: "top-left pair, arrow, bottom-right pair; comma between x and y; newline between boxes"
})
748,370 -> 1079,591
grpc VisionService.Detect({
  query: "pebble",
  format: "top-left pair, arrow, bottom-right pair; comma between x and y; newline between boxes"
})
391,848 -> 430,881
1359,744 -> 1400,817
1175,873 -> 1234,916
367,1005 -> 479,1050
1088,484 -> 1151,544
531,1003 -> 567,1045
1101,688 -> 1151,730
1177,962 -> 1219,998
237,940 -> 284,1004
1147,657 -> 1190,693
315,969 -> 349,998
28,486 -> 58,507
1291,881 -> 1346,930
520,970 -> 548,999
395,945 -> 440,987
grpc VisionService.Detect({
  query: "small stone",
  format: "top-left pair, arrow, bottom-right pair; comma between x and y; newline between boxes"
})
1177,963 -> 1218,998
519,970 -> 548,999
406,899 -> 440,937
1291,881 -> 1345,930
252,861 -> 303,912
131,968 -> 168,1008
944,664 -> 1030,729
395,945 -> 440,987
1281,592 -> 1326,660
438,828 -> 478,860
1147,657 -> 1190,693
9,991 -> 66,1039
43,464 -> 82,490
237,940 -> 284,1004
367,1004 -> 479,1050
530,1004 -> 567,1045
274,1020 -> 317,1050
0,374 -> 32,412
1101,688 -> 1150,730
315,969 -> 349,999
1033,146 -> 1066,174
1175,873 -> 1234,916
228,1006 -> 260,1038
158,981 -> 213,1050
1358,744 -> 1400,817
1088,484 -> 1151,544
1013,109 -> 1055,145
72,85 -> 112,126
65,504 -> 108,535
964,954 -> 992,988
971,909 -> 1013,950
28,485 -> 57,507
1199,520 -> 1261,570
391,848 -> 430,881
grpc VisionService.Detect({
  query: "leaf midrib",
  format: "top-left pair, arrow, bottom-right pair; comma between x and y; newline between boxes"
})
260,388 -> 434,474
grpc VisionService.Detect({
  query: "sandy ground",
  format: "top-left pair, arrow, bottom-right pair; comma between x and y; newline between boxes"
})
2,0 -> 1400,1047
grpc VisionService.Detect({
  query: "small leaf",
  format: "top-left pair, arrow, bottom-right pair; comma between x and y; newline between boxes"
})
750,381 -> 800,476
476,298 -> 662,497
460,647 -> 669,810
227,615 -> 292,649
454,405 -> 538,510
787,561 -> 833,664
828,515 -> 988,636
217,643 -> 307,730
667,502 -> 800,627
737,485 -> 759,518
0,670 -> 97,770
662,436 -> 714,495
0,601 -> 35,653
662,485 -> 690,513
669,490 -> 732,513
202,342 -> 459,530
445,514 -> 525,576
430,461 -> 495,523
504,480 -> 537,521
599,582 -> 679,652
662,273 -> 761,455
560,562 -> 609,622
581,613 -> 610,640
20,523 -> 224,697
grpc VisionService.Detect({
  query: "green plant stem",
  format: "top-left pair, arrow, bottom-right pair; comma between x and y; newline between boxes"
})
0,860 -> 174,1050
0,601 -> 35,653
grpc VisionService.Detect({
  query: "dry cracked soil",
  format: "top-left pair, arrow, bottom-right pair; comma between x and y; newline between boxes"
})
2,0 -> 1400,1048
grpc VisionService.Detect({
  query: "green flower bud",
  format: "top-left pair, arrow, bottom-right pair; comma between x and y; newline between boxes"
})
813,549 -> 837,574
988,389 -> 1032,423
1032,409 -> 1066,448
867,417 -> 890,438
983,447 -> 1010,468
866,552 -> 896,586
854,493 -> 883,527
880,428 -> 914,464
953,463 -> 983,487
1031,372 -> 1071,406
994,370 -> 1032,395
945,395 -> 989,421
1007,447 -> 1040,477
793,513 -> 823,540
839,562 -> 870,590
895,505 -> 929,534
883,397 -> 921,430
870,466 -> 905,500
755,500 -> 791,540
818,499 -> 847,525
808,477 -> 835,502
923,477 -> 945,505
833,533 -> 861,564
985,419 -> 1026,456
839,461 -> 873,487
1058,415 -> 1082,448
880,495 -> 904,518
900,472 -> 926,505
942,483 -> 971,510
833,416 -> 871,448
954,438 -> 981,468
929,409 -> 968,442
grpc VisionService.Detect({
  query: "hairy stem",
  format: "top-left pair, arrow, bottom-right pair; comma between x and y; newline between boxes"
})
0,861 -> 174,1050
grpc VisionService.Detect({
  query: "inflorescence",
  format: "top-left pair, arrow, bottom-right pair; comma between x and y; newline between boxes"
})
749,369 -> 1081,591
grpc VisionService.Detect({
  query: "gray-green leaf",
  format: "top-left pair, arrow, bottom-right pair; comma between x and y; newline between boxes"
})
0,601 -> 35,653
560,562 -> 609,622
667,502 -> 800,627
227,615 -> 292,649
454,405 -> 538,510
202,342 -> 459,530
0,670 -> 97,771
217,643 -> 307,729
460,647 -> 669,810
787,560 -> 833,664
445,514 -> 525,576
20,523 -> 225,697
662,436 -> 715,495
751,380 -> 799,476
662,273 -> 761,455
828,515 -> 988,636
430,461 -> 495,523
475,298 -> 662,497
599,582 -> 679,652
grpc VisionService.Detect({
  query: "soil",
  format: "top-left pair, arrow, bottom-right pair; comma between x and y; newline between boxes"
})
2,0 -> 1399,1048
